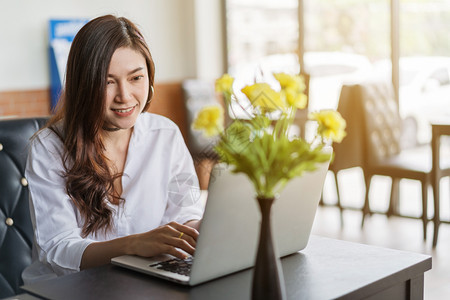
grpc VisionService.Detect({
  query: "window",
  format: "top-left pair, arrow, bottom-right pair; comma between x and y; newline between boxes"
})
303,0 -> 389,110
399,0 -> 450,142
225,0 -> 299,86
225,0 -> 450,141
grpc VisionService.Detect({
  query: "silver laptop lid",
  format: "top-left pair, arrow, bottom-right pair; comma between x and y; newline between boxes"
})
189,148 -> 331,285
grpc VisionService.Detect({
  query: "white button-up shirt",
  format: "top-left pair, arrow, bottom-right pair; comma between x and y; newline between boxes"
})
22,113 -> 203,283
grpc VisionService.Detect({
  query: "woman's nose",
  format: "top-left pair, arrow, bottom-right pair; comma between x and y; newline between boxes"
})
116,82 -> 132,102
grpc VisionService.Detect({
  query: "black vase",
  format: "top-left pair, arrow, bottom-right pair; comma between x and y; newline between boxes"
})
252,196 -> 286,300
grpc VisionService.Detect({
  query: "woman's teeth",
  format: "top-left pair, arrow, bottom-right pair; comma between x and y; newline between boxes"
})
113,107 -> 134,113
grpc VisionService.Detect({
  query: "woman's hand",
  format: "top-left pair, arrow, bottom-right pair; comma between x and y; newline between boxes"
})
130,221 -> 199,260
81,221 -> 200,270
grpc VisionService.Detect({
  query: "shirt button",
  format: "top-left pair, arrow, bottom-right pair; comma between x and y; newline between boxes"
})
21,177 -> 28,186
5,217 -> 14,226
0,143 -> 3,151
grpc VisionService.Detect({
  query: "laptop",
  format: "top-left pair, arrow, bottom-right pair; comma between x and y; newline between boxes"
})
111,148 -> 331,286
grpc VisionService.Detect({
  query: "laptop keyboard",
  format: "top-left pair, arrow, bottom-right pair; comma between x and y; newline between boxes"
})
149,256 -> 193,276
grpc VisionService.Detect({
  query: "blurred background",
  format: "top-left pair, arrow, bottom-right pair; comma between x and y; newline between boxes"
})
226,0 -> 450,143
0,0 -> 223,117
1,1 -> 449,298
1,0 -> 449,143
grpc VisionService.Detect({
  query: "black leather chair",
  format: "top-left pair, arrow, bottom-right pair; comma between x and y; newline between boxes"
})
0,117 -> 48,298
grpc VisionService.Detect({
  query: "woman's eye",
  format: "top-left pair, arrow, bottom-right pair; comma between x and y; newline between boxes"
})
107,80 -> 114,85
133,75 -> 144,81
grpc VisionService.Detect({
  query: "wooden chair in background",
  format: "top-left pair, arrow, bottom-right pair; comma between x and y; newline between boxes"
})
330,80 -> 450,245
431,121 -> 450,246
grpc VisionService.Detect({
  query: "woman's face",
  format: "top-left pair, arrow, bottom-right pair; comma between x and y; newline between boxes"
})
103,47 -> 150,131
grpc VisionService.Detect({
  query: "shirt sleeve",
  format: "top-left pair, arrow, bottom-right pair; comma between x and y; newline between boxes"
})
26,130 -> 94,276
160,128 -> 204,225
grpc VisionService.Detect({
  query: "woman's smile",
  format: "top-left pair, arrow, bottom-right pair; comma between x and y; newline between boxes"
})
111,104 -> 137,117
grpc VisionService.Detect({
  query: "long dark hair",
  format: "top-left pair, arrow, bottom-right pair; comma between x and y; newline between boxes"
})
47,15 -> 155,237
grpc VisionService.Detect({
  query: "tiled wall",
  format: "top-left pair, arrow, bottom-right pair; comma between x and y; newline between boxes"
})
0,89 -> 51,117
0,83 -> 188,139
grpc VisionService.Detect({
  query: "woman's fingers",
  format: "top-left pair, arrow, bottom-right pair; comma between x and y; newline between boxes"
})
134,222 -> 199,259
171,237 -> 196,256
169,228 -> 197,249
169,222 -> 199,242
164,226 -> 197,255
179,232 -> 196,248
150,222 -> 198,256
164,244 -> 191,260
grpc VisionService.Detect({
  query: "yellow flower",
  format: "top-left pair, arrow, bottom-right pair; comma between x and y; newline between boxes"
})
192,105 -> 224,137
274,73 -> 306,92
274,73 -> 307,109
309,110 -> 347,143
192,73 -> 345,198
241,83 -> 285,112
284,88 -> 308,109
215,74 -> 234,94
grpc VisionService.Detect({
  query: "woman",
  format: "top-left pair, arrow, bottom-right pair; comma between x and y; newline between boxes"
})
23,15 -> 203,283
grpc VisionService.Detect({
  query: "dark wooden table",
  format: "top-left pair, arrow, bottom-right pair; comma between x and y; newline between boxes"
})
20,236 -> 431,300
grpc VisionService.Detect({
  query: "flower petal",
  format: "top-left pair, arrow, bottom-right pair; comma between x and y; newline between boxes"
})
192,105 -> 224,137
215,74 -> 234,94
309,110 -> 347,143
241,83 -> 285,112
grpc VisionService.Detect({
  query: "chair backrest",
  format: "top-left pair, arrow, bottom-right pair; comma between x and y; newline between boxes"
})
358,81 -> 403,163
330,83 -> 367,172
0,117 -> 49,297
330,80 -> 403,173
